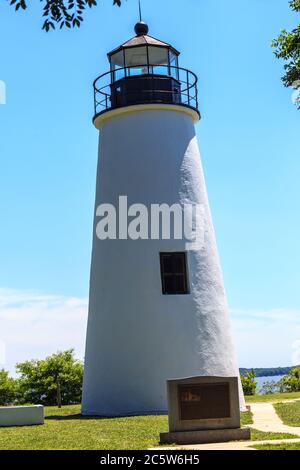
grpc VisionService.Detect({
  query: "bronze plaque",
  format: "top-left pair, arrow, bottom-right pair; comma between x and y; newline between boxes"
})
178,383 -> 231,421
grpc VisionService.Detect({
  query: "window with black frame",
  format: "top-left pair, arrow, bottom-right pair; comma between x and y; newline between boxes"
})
160,252 -> 189,295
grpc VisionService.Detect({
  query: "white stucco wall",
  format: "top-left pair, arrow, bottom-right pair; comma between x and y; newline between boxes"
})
82,106 -> 244,416
0,405 -> 44,427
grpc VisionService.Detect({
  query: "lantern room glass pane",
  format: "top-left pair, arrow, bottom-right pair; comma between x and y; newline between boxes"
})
124,46 -> 148,67
110,50 -> 124,68
124,46 -> 149,77
149,46 -> 169,76
110,50 -> 125,81
169,50 -> 179,79
148,46 -> 169,65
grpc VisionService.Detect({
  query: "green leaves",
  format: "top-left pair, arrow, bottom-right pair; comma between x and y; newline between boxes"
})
16,350 -> 84,406
8,0 -> 122,31
0,351 -> 84,406
0,369 -> 18,405
41,0 -> 95,32
280,367 -> 300,392
272,1 -> 300,108
241,370 -> 257,396
9,0 -> 27,10
290,0 -> 300,12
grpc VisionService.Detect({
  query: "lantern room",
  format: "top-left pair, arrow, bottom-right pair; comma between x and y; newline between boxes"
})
93,22 -> 199,121
109,22 -> 179,80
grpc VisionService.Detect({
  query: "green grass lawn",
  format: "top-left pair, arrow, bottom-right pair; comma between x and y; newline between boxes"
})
241,410 -> 253,426
274,401 -> 300,427
252,442 -> 300,450
245,391 -> 300,403
0,405 -> 167,450
250,429 -> 298,441
0,407 -> 256,450
0,405 -> 297,450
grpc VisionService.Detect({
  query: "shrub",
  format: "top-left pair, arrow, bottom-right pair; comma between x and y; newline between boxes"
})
261,380 -> 280,395
241,369 -> 257,396
280,367 -> 300,392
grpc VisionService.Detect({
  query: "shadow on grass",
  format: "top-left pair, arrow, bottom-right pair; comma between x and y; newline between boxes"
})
45,414 -> 146,421
46,414 -> 115,421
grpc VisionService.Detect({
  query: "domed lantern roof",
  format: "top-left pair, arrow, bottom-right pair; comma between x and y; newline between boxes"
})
108,22 -> 180,73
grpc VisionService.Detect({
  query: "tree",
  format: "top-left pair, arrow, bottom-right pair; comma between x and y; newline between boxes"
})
16,350 -> 83,406
7,0 -> 122,31
240,370 -> 257,396
272,0 -> 300,108
279,366 -> 300,392
0,369 -> 17,405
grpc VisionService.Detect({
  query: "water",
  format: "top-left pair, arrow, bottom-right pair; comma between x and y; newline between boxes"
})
256,375 -> 285,393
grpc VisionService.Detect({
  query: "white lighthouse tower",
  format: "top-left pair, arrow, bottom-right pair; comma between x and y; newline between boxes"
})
82,21 -> 244,416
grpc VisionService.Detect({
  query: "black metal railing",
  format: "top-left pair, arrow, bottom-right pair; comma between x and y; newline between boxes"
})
93,65 -> 199,117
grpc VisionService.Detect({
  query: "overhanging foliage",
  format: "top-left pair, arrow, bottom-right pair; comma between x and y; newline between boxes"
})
7,0 -> 122,31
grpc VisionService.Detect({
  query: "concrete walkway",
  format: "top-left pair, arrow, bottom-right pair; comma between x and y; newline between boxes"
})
152,401 -> 300,451
249,402 -> 300,436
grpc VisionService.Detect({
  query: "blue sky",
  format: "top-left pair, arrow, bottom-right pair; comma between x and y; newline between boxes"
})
0,0 -> 299,373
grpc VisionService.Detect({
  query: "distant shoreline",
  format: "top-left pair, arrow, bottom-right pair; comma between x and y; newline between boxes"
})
239,366 -> 296,378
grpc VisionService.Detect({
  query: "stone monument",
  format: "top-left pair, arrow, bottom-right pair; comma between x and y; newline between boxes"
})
160,376 -> 250,445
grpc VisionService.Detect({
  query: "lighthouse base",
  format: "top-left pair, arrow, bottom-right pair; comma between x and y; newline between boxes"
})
160,427 -> 251,445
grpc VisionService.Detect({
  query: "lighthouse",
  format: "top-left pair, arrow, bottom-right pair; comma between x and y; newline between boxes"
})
82,21 -> 244,416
